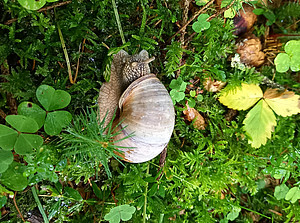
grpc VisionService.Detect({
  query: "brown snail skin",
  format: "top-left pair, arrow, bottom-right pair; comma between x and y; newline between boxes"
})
98,50 -> 175,163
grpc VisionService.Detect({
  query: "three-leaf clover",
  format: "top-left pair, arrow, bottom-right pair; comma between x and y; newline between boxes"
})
219,84 -> 300,148
19,85 -> 72,135
192,14 -> 211,33
274,40 -> 300,73
170,77 -> 187,104
104,204 -> 136,223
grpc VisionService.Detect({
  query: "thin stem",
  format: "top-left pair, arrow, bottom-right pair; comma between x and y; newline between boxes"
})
239,205 -> 271,219
13,191 -> 26,222
32,186 -> 50,223
57,21 -> 74,84
112,0 -> 126,45
143,163 -> 150,223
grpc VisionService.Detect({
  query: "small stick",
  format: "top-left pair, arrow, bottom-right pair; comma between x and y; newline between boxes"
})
13,192 -> 26,222
74,38 -> 86,83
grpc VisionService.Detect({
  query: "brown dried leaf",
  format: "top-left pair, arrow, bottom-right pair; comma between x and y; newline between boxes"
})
183,103 -> 206,130
233,5 -> 257,36
203,77 -> 226,92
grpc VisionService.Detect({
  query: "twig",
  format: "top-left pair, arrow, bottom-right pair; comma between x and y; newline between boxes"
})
57,21 -> 74,84
31,186 -> 50,223
13,191 -> 26,222
4,1 -> 72,25
168,0 -> 214,42
143,163 -> 150,223
74,38 -> 86,83
0,109 -> 7,120
112,0 -> 126,45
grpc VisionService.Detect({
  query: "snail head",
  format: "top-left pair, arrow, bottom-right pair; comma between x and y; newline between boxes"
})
122,50 -> 155,86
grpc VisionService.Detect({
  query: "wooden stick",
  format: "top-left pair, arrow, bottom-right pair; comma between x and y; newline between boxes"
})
13,192 -> 26,222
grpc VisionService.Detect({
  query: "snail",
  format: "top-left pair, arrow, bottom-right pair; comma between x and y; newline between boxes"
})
98,50 -> 175,163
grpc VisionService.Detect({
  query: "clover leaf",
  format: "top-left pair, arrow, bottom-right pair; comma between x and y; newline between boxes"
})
169,77 -> 187,104
104,204 -> 136,223
192,14 -> 211,33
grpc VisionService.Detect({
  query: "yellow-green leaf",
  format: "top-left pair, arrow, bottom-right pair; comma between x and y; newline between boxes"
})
219,84 -> 263,110
264,89 -> 300,117
243,100 -> 277,148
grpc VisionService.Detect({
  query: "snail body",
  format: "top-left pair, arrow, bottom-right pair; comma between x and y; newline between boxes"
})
98,50 -> 175,163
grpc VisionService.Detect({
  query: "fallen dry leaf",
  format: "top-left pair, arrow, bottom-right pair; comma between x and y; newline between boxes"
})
233,5 -> 257,36
183,102 -> 206,130
203,77 -> 226,92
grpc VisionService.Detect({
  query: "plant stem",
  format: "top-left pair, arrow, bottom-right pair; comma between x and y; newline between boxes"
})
112,0 -> 126,45
56,21 -> 74,84
139,0 -> 147,36
143,163 -> 150,223
32,186 -> 50,223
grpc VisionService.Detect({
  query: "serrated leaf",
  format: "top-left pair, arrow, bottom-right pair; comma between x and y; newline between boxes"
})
274,184 -> 289,200
0,162 -> 28,191
44,111 -> 72,135
18,102 -> 46,129
63,187 -> 83,201
243,100 -> 276,148
274,53 -> 290,73
264,89 -> 300,117
0,150 -> 13,173
285,187 -> 300,203
0,124 -> 18,151
36,85 -> 71,111
6,115 -> 39,133
17,0 -> 46,10
14,134 -> 43,155
219,84 -> 263,110
104,204 -> 136,223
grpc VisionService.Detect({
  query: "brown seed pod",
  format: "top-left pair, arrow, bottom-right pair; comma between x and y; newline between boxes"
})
98,50 -> 175,163
233,5 -> 257,36
236,35 -> 265,67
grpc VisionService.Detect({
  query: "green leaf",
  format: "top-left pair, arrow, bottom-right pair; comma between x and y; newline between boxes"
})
36,85 -> 71,111
284,40 -> 300,55
0,124 -> 18,151
170,89 -> 185,104
63,187 -> 83,201
188,98 -> 196,108
14,134 -> 43,155
17,0 -> 46,10
169,77 -> 187,91
44,111 -> 72,135
226,206 -> 241,221
18,102 -> 46,129
285,187 -> 300,203
224,8 -> 236,19
0,150 -> 13,173
104,204 -> 136,223
192,14 -> 210,33
274,184 -> 289,200
91,181 -> 103,199
6,115 -> 39,133
243,100 -> 277,148
274,53 -> 290,73
0,162 -> 28,191
0,196 -> 7,209
290,52 -> 300,72
253,8 -> 265,15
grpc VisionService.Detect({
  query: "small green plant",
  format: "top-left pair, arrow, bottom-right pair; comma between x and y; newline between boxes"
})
192,14 -> 211,33
104,204 -> 136,223
219,83 -> 300,147
274,40 -> 300,73
253,8 -> 276,26
18,84 -> 72,135
169,77 -> 188,104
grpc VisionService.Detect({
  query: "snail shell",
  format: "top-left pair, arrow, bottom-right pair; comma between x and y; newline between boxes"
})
98,50 -> 175,163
